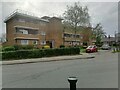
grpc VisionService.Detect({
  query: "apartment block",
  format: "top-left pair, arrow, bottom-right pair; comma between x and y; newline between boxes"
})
63,26 -> 93,46
4,10 -> 93,48
4,10 -> 63,48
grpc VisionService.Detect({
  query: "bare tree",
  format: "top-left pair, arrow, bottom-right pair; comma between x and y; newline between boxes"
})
63,2 -> 90,46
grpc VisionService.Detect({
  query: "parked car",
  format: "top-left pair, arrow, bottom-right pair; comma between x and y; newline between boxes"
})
101,44 -> 111,50
86,45 -> 98,53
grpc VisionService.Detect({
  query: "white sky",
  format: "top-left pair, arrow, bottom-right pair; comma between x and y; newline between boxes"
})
0,0 -> 119,37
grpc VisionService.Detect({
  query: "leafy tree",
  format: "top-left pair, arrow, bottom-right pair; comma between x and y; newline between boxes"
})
63,2 -> 90,46
92,23 -> 106,46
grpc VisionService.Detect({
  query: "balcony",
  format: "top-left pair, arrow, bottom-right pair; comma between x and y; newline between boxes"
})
64,37 -> 81,42
14,33 -> 40,40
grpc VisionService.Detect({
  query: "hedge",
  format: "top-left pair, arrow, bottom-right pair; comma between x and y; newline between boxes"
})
2,47 -> 80,60
2,46 -> 15,51
2,45 -> 35,52
60,45 -> 65,48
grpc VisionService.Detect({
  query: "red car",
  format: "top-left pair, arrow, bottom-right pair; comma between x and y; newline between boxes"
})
86,45 -> 98,53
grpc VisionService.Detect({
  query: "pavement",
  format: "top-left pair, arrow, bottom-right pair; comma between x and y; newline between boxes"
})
2,53 -> 95,65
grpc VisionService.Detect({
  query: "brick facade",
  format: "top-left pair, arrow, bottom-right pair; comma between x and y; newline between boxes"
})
4,10 -> 93,48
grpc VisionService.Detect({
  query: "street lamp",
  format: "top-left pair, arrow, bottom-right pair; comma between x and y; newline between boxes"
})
115,31 -> 116,45
108,35 -> 110,46
63,27 -> 65,45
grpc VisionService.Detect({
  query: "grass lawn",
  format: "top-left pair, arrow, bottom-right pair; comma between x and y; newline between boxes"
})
112,50 -> 120,53
80,48 -> 86,53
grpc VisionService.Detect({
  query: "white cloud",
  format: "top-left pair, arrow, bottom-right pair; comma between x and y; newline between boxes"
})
1,1 -> 119,37
0,2 -> 2,36
1,0 -> 119,2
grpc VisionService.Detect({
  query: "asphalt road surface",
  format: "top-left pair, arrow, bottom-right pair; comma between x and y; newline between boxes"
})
2,50 -> 118,88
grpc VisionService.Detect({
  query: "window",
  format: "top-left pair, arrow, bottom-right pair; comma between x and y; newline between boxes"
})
26,29 -> 38,35
73,34 -> 76,38
76,35 -> 80,38
16,27 -> 39,35
81,36 -> 83,39
41,31 -> 46,35
16,28 -> 28,34
21,40 -> 28,45
64,33 -> 71,37
19,29 -> 28,34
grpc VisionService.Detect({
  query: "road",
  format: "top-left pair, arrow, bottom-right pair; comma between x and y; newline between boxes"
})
2,50 -> 118,88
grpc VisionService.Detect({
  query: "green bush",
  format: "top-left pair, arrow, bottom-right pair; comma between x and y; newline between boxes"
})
2,47 -> 80,60
2,45 -> 34,52
2,46 -> 15,51
0,47 -> 2,52
30,49 -> 42,58
44,49 -> 55,57
13,45 -> 21,50
2,51 -> 17,60
21,45 -> 34,50
60,45 -> 65,48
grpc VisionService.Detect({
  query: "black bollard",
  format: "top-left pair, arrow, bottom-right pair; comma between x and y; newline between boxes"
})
68,77 -> 78,90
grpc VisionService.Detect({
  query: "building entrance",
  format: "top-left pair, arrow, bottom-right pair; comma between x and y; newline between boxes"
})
46,40 -> 54,48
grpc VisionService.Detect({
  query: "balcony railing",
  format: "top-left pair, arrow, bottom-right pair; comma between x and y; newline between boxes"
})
14,33 -> 40,40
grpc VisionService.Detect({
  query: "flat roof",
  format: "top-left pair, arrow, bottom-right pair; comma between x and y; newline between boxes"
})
4,9 -> 63,23
4,10 -> 49,23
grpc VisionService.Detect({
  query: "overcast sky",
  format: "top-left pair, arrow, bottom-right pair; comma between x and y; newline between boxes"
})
0,0 -> 119,37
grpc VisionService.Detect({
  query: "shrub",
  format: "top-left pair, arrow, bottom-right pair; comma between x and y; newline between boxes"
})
29,50 -> 41,58
2,45 -> 34,52
2,47 -> 80,60
2,51 -> 17,60
2,50 -> 43,60
13,45 -> 34,50
60,45 -> 65,48
44,49 -> 54,57
0,46 -> 2,52
13,45 -> 22,50
2,46 -> 15,51
53,48 -> 60,56
20,45 -> 34,50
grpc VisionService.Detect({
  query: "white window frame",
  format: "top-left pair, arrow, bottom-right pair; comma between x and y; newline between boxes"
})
21,40 -> 29,45
19,29 -> 28,34
41,31 -> 46,36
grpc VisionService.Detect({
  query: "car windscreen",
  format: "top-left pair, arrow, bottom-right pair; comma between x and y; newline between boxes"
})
88,46 -> 93,48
